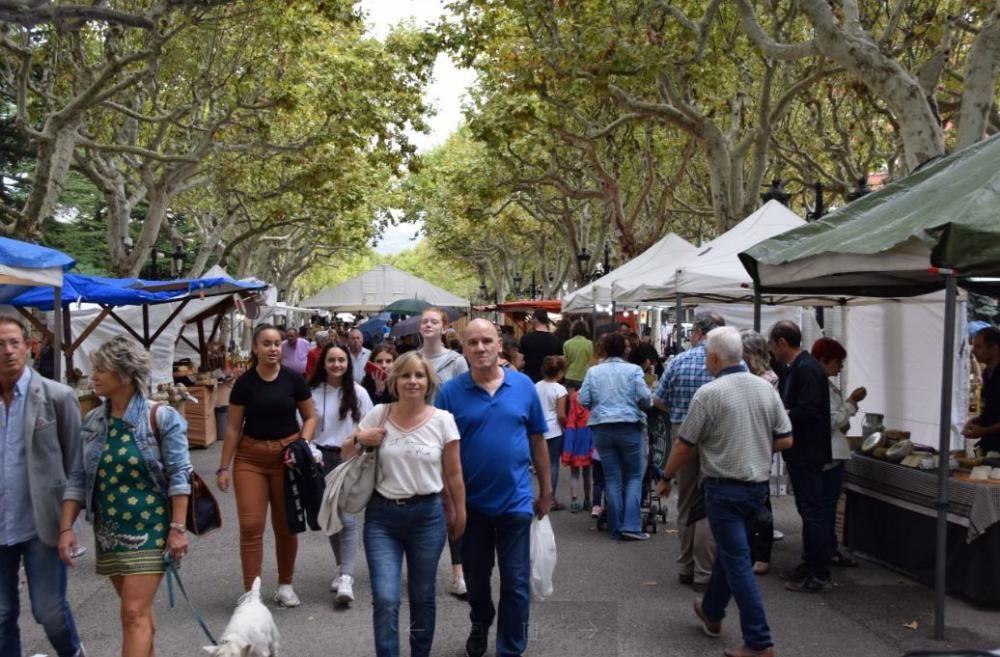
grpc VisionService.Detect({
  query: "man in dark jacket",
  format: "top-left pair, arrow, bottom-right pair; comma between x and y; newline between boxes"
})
768,320 -> 832,593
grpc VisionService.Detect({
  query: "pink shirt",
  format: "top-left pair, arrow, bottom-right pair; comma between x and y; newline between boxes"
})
280,339 -> 310,375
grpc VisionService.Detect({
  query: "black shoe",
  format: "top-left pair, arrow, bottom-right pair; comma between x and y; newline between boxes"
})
466,623 -> 488,657
679,572 -> 695,585
784,575 -> 832,593
778,563 -> 808,582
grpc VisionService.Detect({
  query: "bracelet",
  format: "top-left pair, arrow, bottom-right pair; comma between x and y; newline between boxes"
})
215,466 -> 229,475
169,522 -> 186,533
59,528 -> 74,535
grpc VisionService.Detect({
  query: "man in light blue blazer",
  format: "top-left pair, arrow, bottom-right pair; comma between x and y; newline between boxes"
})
0,316 -> 85,657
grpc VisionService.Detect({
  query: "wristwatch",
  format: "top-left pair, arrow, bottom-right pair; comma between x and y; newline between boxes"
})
169,522 -> 186,533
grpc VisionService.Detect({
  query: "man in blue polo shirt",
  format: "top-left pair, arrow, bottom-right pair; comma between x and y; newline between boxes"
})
436,318 -> 551,657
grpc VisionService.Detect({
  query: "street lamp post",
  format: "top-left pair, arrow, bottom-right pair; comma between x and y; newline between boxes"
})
172,244 -> 185,278
847,175 -> 872,202
760,178 -> 791,206
603,242 -> 612,274
806,182 -> 826,222
512,272 -> 523,297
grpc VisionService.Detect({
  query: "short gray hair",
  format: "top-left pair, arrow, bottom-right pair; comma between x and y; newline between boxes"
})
90,336 -> 151,397
705,326 -> 743,365
693,311 -> 726,334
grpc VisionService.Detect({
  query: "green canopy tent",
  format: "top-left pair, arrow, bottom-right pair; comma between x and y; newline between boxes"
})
739,133 -> 1000,641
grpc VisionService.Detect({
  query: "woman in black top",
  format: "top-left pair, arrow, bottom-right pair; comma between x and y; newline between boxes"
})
361,344 -> 397,405
216,324 -> 316,606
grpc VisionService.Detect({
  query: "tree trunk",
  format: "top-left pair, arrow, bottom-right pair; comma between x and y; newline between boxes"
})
957,7 -> 1000,149
16,120 -> 80,238
794,0 -> 944,169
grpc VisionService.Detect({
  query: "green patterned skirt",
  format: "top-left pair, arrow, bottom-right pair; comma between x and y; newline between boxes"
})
94,417 -> 169,576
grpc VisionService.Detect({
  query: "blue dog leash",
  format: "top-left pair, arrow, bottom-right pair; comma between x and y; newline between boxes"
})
164,555 -> 218,646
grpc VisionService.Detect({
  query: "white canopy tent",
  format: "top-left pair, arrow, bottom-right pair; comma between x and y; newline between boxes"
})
300,265 -> 470,312
613,200 -> 811,305
562,233 -> 696,312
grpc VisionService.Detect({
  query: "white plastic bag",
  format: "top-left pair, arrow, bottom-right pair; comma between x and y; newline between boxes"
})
530,515 -> 557,600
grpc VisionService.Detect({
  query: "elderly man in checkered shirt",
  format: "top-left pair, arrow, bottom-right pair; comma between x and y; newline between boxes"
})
659,326 -> 793,657
653,311 -> 725,591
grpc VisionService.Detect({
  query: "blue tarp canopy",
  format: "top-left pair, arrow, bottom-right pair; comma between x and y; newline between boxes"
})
0,237 -> 76,304
11,273 -> 266,310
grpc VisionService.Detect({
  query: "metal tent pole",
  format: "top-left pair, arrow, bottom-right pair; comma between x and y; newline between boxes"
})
52,287 -> 62,382
933,274 -> 958,641
674,291 -> 683,354
753,289 -> 762,332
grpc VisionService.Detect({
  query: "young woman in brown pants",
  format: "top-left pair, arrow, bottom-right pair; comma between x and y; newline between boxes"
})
216,324 -> 317,606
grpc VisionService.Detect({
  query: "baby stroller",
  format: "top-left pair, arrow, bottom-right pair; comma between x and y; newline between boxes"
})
596,410 -> 671,534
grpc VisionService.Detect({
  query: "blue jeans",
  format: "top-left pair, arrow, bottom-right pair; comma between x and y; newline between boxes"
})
787,462 -> 832,580
364,494 -> 447,657
546,435 -> 563,499
462,508 -> 532,657
701,479 -> 772,651
591,422 -> 645,537
0,537 -> 81,657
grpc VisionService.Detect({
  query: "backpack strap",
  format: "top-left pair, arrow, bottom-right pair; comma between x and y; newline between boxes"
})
150,402 -> 162,446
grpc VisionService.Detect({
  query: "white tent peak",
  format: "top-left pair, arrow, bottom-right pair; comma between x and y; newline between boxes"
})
613,200 -> 807,304
300,264 -> 470,312
562,233 -> 697,312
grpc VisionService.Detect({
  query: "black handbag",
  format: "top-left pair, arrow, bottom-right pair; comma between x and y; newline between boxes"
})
151,403 -> 222,536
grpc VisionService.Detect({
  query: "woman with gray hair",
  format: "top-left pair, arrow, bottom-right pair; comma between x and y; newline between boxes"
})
59,335 -> 192,657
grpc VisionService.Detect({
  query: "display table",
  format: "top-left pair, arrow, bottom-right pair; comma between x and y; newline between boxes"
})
844,455 -> 1000,603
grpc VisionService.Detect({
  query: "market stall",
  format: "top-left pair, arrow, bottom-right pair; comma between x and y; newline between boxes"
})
0,237 -> 76,380
740,132 -> 1000,636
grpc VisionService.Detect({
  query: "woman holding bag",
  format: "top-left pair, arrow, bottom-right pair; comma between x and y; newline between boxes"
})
308,341 -> 373,605
58,336 -> 192,657
216,323 -> 316,606
346,351 -> 466,657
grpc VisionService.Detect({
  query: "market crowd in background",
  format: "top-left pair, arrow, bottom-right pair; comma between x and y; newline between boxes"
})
4,308 -> 999,657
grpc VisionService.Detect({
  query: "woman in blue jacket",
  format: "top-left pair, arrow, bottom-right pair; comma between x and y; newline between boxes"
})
579,332 -> 651,540
59,336 -> 192,657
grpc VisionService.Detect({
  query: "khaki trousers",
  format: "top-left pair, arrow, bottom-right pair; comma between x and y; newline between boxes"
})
672,425 -> 716,583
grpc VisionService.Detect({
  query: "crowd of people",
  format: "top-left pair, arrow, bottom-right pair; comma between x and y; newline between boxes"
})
6,306 -> 999,657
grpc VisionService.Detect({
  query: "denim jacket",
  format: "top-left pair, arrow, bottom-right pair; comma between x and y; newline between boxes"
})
578,358 -> 652,426
65,393 -> 192,521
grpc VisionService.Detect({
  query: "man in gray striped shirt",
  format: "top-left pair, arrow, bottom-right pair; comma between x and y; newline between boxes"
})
659,326 -> 793,657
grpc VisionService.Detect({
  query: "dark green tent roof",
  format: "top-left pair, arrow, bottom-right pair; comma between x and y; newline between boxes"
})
740,134 -> 1000,297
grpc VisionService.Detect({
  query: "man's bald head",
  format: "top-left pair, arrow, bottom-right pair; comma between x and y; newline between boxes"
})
464,318 -> 501,372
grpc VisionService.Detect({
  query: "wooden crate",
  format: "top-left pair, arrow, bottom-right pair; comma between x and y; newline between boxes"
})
184,385 -> 216,417
184,407 -> 217,448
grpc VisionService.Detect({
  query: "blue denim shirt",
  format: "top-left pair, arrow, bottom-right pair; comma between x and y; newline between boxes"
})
65,393 -> 192,521
0,368 -> 34,544
578,358 -> 652,426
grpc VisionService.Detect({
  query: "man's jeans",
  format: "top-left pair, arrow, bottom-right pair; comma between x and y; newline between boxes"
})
822,462 -> 845,552
592,422 -> 645,537
0,538 -> 81,657
701,479 -> 773,651
462,508 -> 532,657
787,462 -> 833,580
363,494 -> 447,657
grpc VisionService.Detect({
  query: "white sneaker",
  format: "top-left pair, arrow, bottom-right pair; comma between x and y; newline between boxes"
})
330,577 -> 339,593
273,584 -> 300,608
335,574 -> 354,604
448,574 -> 467,597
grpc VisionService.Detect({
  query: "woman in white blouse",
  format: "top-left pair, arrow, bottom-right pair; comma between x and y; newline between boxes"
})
308,342 -> 373,605
346,351 -> 466,657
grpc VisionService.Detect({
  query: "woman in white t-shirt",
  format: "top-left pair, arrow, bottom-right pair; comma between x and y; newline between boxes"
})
308,342 -> 373,605
535,355 -> 568,510
346,351 -> 466,657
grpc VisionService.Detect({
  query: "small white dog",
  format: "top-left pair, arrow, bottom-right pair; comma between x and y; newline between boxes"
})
204,577 -> 280,657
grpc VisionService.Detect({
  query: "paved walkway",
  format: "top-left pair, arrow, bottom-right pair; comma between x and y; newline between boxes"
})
19,446 -> 1000,656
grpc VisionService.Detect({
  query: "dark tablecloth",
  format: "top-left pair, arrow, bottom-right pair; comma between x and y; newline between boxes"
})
845,455 -> 1000,604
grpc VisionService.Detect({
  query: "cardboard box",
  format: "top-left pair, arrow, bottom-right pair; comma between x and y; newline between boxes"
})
184,407 -> 217,448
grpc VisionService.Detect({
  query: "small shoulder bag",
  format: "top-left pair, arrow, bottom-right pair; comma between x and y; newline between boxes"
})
150,403 -> 222,536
